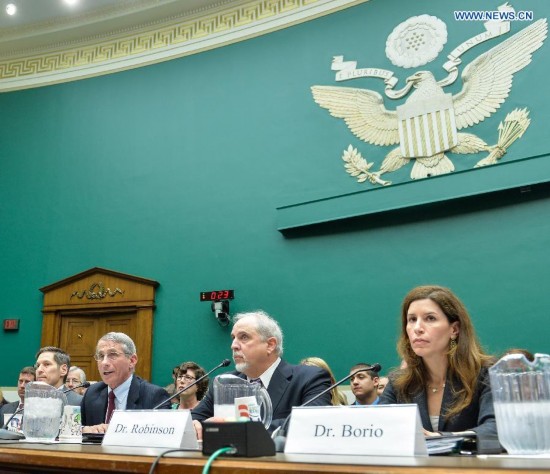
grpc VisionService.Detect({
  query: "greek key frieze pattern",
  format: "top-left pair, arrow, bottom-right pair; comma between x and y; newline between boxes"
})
0,0 -> 318,80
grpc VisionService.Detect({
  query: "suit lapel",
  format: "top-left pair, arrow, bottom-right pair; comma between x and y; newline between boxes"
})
412,390 -> 431,431
267,361 -> 291,414
438,378 -> 454,431
95,383 -> 109,423
125,376 -> 140,410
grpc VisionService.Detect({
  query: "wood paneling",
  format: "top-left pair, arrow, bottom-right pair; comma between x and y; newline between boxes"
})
40,268 -> 158,382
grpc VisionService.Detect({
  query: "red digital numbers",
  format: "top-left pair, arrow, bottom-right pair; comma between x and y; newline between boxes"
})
200,290 -> 234,301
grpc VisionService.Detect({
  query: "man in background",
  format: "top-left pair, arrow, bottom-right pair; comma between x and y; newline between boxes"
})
81,332 -> 170,433
0,366 -> 36,418
377,375 -> 389,396
35,346 -> 82,406
349,362 -> 380,406
66,366 -> 88,395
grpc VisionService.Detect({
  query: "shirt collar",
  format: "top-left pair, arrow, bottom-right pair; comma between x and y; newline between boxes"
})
248,357 -> 281,389
109,374 -> 134,410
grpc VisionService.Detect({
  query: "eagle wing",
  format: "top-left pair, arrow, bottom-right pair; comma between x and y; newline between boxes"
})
311,85 -> 399,146
453,19 -> 547,130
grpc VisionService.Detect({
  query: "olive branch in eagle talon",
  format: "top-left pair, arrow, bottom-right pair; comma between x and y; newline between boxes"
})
342,145 -> 391,186
311,19 -> 546,186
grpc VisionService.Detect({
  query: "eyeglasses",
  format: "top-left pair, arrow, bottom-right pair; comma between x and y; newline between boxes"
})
94,351 -> 125,361
176,374 -> 196,382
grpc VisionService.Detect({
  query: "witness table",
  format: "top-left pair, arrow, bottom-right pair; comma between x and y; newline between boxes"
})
0,441 -> 549,473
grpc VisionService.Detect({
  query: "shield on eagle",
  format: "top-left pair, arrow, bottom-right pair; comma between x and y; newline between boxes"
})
397,93 -> 458,158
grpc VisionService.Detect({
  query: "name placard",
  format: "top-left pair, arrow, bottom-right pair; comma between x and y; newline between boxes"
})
103,409 -> 199,449
284,404 -> 427,456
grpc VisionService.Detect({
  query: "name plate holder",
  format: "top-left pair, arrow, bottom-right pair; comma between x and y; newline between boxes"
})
284,404 -> 427,456
103,409 -> 199,449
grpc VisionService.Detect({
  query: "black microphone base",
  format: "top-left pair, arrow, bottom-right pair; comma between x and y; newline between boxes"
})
203,421 -> 276,457
0,429 -> 25,440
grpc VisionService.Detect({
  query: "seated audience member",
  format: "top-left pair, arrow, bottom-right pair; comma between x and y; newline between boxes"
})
0,390 -> 7,408
380,285 -> 496,437
66,366 -> 87,395
175,361 -> 208,410
81,332 -> 171,433
35,346 -> 83,406
0,367 -> 36,417
192,310 -> 332,437
349,363 -> 380,405
301,357 -> 347,406
377,375 -> 389,396
502,348 -> 535,362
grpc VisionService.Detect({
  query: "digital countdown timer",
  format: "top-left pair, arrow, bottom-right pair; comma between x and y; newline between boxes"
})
200,290 -> 234,301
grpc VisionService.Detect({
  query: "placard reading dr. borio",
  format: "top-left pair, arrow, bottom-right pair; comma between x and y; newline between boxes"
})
284,404 -> 427,456
103,409 -> 198,449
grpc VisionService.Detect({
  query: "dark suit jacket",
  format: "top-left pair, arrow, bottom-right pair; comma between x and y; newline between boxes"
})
191,359 -> 332,431
0,401 -> 19,418
380,367 -> 496,436
81,375 -> 171,426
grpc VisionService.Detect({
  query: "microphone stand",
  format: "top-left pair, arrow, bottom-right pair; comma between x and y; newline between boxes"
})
0,381 -> 92,441
152,359 -> 231,410
273,362 -> 381,451
0,406 -> 25,440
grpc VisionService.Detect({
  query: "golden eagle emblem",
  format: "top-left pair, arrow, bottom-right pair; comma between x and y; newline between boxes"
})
311,17 -> 547,186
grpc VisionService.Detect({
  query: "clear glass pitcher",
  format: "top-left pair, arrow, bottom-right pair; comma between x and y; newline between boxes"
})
22,382 -> 66,442
213,374 -> 273,429
489,352 -> 550,454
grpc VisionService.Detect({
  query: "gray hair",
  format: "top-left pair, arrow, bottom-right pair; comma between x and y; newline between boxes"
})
98,332 -> 137,356
68,366 -> 87,384
233,310 -> 284,356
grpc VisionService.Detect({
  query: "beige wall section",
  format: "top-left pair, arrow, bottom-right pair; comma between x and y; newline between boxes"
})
0,0 -> 369,92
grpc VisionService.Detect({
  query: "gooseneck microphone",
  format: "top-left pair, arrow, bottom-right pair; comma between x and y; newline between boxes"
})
273,362 -> 381,452
152,359 -> 231,410
63,381 -> 91,393
0,382 -> 93,440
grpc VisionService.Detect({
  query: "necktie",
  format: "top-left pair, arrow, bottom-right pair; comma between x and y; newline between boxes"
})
250,377 -> 263,387
105,390 -> 116,423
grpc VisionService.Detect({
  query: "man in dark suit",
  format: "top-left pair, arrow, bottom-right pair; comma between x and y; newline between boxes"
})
0,366 -> 35,420
192,310 -> 332,438
82,332 -> 170,433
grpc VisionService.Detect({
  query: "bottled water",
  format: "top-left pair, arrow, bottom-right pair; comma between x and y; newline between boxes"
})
22,397 -> 64,442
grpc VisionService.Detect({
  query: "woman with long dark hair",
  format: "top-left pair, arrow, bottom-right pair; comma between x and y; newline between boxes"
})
380,285 -> 496,436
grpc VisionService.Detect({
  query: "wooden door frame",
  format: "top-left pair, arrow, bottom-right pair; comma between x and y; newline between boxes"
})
40,267 -> 159,382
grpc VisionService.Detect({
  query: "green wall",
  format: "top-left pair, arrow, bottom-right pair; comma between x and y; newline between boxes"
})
1,0 -> 549,386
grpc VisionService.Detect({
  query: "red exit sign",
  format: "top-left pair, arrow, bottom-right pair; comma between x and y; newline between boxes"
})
3,319 -> 20,331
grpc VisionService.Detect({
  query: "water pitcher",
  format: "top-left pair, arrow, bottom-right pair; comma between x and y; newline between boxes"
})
489,352 -> 550,454
22,382 -> 66,442
213,374 -> 273,429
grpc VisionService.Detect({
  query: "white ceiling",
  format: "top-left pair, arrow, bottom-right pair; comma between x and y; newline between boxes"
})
0,0 -> 226,55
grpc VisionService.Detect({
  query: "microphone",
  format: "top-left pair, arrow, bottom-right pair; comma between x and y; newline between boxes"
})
0,406 -> 25,440
273,362 -> 381,452
152,359 -> 231,410
63,381 -> 91,393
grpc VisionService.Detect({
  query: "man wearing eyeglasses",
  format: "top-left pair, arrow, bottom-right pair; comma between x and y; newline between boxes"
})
81,332 -> 171,433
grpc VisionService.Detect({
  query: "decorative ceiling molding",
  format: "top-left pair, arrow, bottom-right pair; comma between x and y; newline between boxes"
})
0,0 -> 368,93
